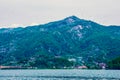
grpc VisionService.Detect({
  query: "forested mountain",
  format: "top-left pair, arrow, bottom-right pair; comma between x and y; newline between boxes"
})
0,16 -> 120,69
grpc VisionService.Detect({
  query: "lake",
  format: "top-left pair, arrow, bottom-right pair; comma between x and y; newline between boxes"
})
0,69 -> 120,80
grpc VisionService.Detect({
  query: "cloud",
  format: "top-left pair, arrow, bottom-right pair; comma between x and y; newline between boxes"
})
0,24 -> 24,28
0,0 -> 120,28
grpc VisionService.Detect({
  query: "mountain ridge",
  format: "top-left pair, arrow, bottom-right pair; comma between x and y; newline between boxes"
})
1,16 -> 120,30
0,16 -> 120,69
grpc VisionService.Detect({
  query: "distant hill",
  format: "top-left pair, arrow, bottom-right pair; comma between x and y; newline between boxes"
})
0,16 -> 120,69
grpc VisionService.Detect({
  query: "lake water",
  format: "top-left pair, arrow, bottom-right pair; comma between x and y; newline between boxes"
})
0,69 -> 120,80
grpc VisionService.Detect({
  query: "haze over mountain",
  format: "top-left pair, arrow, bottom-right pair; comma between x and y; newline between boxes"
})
0,16 -> 120,69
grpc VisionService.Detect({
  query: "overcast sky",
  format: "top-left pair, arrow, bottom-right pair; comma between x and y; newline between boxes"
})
0,0 -> 120,28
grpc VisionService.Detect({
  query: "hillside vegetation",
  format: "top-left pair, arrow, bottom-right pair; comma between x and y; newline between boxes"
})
0,16 -> 120,69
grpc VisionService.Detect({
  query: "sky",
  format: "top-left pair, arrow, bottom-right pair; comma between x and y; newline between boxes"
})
0,0 -> 120,28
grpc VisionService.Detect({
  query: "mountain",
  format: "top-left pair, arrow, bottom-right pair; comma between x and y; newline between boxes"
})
0,16 -> 120,69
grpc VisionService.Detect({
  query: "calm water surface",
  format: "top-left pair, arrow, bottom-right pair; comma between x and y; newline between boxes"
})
0,69 -> 120,80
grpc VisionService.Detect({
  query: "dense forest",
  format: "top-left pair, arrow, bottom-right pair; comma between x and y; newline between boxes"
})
107,56 -> 120,69
0,16 -> 120,69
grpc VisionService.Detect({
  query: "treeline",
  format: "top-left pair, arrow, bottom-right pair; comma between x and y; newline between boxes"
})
107,56 -> 120,69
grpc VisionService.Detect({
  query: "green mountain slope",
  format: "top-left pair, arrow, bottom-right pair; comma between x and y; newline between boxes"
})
0,16 -> 120,69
